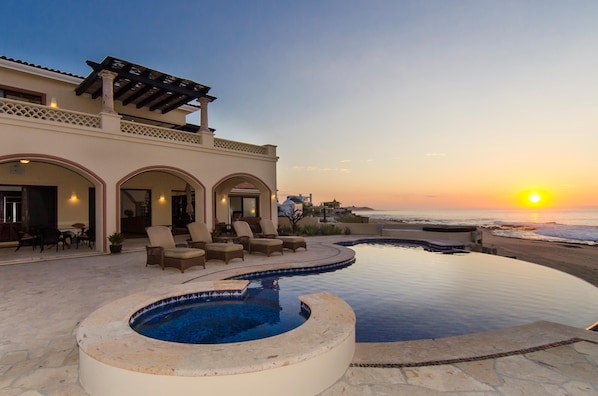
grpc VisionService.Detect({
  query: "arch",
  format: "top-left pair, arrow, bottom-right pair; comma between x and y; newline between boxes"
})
0,153 -> 107,251
117,166 -> 207,233
213,173 -> 275,226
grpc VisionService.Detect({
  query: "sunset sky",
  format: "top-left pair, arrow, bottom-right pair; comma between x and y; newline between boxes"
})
2,1 -> 597,210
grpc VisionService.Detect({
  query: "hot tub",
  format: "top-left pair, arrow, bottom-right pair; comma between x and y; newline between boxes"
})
76,280 -> 355,396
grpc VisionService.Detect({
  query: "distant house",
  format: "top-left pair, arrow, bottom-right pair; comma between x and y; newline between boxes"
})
0,56 -> 278,251
322,199 -> 341,210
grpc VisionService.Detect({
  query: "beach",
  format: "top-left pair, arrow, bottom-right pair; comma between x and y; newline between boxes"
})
482,229 -> 598,288
367,216 -> 598,288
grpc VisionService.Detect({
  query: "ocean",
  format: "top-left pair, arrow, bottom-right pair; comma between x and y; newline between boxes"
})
352,208 -> 598,246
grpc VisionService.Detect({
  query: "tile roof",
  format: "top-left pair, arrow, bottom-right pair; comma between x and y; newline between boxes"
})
0,55 -> 84,79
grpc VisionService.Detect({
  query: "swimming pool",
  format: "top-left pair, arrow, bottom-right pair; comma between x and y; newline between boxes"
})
243,242 -> 598,342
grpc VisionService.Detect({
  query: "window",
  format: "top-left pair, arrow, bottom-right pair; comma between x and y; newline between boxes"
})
230,196 -> 259,218
0,86 -> 43,104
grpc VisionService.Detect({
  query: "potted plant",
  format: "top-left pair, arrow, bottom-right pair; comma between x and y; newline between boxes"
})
107,232 -> 125,253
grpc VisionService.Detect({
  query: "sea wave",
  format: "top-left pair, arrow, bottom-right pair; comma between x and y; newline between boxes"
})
354,209 -> 598,246
491,222 -> 598,245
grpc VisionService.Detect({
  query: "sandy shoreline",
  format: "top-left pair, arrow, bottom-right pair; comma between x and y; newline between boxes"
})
369,219 -> 598,288
481,229 -> 598,287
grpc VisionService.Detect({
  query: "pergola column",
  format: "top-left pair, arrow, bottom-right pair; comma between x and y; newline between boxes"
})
198,97 -> 211,133
98,70 -> 118,114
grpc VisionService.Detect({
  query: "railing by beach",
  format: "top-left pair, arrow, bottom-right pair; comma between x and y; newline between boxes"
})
0,97 -> 101,128
1,97 -> 273,156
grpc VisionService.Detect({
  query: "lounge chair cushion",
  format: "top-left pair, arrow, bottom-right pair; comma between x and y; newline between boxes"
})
205,243 -> 243,252
147,226 -> 177,249
164,248 -> 205,259
187,222 -> 213,243
250,238 -> 283,247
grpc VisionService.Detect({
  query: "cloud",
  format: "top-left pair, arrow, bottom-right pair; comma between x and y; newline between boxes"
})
292,165 -> 350,173
340,159 -> 352,163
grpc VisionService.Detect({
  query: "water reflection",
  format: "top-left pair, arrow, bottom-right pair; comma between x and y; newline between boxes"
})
251,244 -> 598,342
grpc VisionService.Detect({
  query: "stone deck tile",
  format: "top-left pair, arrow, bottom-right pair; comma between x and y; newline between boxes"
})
0,235 -> 597,395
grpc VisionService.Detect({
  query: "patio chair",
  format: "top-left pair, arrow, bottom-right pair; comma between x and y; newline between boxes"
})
259,219 -> 307,252
145,225 -> 205,273
15,230 -> 39,251
187,222 -> 244,264
77,227 -> 95,249
232,221 -> 283,257
38,227 -> 66,252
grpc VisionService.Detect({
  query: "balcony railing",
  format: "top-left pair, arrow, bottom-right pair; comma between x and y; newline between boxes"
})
214,138 -> 269,155
121,121 -> 202,144
1,98 -> 272,156
0,97 -> 101,128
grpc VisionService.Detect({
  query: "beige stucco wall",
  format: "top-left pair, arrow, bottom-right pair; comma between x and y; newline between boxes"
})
0,63 -> 190,126
1,62 -> 278,251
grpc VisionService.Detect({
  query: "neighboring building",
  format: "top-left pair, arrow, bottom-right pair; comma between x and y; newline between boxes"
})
285,193 -> 313,206
278,194 -> 312,217
0,56 -> 278,251
321,199 -> 341,210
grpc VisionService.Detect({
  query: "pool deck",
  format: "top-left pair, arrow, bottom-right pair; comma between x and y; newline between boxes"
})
1,235 -> 597,395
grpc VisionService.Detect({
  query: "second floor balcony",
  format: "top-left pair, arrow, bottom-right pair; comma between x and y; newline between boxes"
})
0,96 -> 276,158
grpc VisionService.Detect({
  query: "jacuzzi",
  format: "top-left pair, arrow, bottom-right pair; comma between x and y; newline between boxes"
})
76,280 -> 355,396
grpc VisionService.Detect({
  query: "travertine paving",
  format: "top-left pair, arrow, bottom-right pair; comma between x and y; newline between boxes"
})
1,235 -> 597,395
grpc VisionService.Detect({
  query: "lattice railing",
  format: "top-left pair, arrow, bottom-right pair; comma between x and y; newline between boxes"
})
121,121 -> 203,144
214,138 -> 269,155
0,98 -> 101,128
0,97 -> 271,156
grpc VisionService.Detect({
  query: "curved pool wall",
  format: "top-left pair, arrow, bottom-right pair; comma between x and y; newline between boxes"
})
226,238 -> 465,282
77,280 -> 356,396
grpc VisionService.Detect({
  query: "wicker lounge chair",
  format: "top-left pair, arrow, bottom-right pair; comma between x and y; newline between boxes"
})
259,219 -> 307,252
145,226 -> 205,273
232,221 -> 283,257
187,222 -> 244,264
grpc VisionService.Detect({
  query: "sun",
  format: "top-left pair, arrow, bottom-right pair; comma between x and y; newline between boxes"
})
528,192 -> 542,204
517,189 -> 551,208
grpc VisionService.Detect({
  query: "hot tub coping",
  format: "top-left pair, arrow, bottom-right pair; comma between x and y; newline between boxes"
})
76,280 -> 355,377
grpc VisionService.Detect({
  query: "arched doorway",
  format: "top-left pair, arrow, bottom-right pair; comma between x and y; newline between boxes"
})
0,154 -> 105,250
118,167 -> 204,237
213,174 -> 274,233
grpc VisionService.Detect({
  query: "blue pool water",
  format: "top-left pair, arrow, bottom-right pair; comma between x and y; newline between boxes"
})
247,242 -> 598,342
132,242 -> 598,344
131,280 -> 309,344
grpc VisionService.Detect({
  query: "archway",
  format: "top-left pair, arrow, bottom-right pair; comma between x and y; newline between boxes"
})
213,173 -> 274,233
117,167 -> 205,237
0,154 -> 105,250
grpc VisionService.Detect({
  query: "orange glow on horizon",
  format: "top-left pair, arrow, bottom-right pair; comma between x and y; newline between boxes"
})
517,189 -> 551,209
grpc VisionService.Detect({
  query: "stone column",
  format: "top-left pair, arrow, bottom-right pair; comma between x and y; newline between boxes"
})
198,97 -> 210,132
98,70 -> 118,114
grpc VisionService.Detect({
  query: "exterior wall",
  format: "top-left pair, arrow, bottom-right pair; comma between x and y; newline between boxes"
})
0,61 -> 190,125
0,60 -> 278,252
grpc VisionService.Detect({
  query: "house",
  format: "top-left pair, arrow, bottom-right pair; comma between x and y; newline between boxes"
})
0,55 -> 278,251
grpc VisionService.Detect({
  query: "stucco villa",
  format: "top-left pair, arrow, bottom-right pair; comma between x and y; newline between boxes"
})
0,55 -> 278,252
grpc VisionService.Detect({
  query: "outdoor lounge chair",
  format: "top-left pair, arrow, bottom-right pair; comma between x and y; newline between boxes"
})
145,225 -> 205,273
259,219 -> 307,252
187,222 -> 244,264
232,221 -> 283,257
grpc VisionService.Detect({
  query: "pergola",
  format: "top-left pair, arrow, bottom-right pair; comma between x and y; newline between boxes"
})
75,56 -> 216,115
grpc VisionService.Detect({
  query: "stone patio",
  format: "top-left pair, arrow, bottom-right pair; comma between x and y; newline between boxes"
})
1,235 -> 597,395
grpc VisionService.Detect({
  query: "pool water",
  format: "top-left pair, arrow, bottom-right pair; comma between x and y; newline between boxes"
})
131,279 -> 309,344
249,243 -> 598,342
